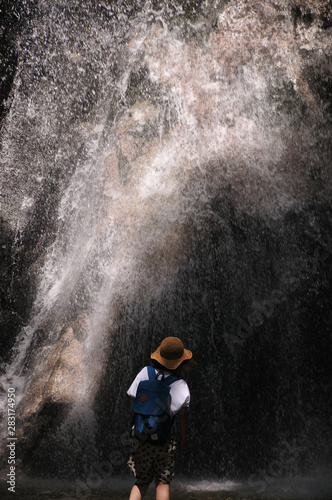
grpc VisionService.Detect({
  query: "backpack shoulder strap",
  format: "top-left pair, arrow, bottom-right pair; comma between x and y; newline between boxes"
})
146,366 -> 180,385
147,365 -> 156,380
163,374 -> 180,386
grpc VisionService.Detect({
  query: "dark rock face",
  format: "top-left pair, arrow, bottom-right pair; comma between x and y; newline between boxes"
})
0,182 -> 61,365
0,219 -> 17,362
0,0 -> 331,482
98,201 -> 331,478
0,1 -> 20,121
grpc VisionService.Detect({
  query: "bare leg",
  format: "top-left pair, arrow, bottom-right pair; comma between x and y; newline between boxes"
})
129,483 -> 149,500
156,482 -> 170,500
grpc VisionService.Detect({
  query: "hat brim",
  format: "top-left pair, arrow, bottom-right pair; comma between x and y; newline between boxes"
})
151,346 -> 193,370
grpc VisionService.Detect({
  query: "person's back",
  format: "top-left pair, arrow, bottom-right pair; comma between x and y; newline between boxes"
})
127,337 -> 194,500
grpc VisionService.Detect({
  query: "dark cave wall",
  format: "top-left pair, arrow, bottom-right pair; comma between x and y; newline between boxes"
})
94,199 -> 331,478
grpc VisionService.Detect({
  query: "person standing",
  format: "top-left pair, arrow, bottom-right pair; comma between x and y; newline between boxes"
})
127,336 -> 194,500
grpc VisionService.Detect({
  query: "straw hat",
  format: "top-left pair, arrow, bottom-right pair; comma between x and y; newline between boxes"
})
151,337 -> 192,370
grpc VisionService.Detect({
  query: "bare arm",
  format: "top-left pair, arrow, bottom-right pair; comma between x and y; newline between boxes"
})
178,406 -> 188,452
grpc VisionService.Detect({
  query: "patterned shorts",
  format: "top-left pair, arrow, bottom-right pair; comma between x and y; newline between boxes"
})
127,432 -> 177,485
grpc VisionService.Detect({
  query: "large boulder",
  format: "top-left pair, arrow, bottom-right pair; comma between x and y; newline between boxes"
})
0,314 -> 89,476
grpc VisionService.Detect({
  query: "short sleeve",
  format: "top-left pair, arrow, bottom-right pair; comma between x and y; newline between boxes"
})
127,367 -> 148,398
169,379 -> 190,415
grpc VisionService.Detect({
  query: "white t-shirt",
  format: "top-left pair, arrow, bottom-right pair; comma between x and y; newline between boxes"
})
127,366 -> 190,416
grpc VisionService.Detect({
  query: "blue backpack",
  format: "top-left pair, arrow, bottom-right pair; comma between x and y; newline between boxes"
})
133,366 -> 179,443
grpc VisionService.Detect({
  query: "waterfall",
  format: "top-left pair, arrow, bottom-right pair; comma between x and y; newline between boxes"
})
0,0 -> 331,494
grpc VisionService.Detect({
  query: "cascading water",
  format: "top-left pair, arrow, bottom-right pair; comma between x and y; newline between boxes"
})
0,0 -> 331,498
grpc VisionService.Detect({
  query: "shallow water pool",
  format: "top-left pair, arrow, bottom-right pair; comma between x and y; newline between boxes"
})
1,474 -> 331,500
